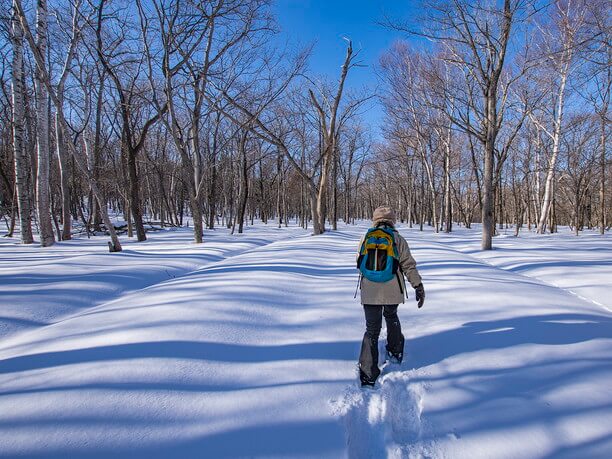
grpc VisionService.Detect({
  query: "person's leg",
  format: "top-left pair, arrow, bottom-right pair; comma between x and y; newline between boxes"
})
383,304 -> 405,359
359,304 -> 383,383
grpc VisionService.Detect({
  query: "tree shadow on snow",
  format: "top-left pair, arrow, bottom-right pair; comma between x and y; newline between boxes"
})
408,312 -> 612,370
506,259 -> 612,271
391,312 -> 612,456
194,262 -> 356,278
4,419 -> 345,459
0,340 -> 358,375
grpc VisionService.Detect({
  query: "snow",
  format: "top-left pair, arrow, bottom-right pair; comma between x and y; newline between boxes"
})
1,222 -> 611,458
0,224 -> 307,339
430,226 -> 612,312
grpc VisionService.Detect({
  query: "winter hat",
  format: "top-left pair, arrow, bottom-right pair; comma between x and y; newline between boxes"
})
372,206 -> 396,226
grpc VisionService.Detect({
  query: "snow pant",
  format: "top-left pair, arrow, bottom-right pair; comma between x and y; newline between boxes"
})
358,304 -> 404,382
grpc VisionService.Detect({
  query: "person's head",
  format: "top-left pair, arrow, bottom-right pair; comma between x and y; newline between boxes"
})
372,206 -> 396,227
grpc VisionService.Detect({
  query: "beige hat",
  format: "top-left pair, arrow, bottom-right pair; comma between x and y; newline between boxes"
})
372,206 -> 396,226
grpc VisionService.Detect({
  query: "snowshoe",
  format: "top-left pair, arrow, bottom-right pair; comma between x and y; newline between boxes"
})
359,368 -> 377,388
386,349 -> 403,364
360,379 -> 376,389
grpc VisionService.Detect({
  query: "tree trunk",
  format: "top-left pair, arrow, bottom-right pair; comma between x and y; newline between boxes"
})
310,189 -> 320,234
126,145 -> 146,241
444,130 -> 452,233
314,141 -> 331,235
276,151 -> 282,228
537,49 -> 571,233
8,181 -> 18,237
11,3 -> 34,244
55,113 -> 71,240
34,0 -> 54,247
190,191 -> 203,243
332,143 -> 338,230
208,155 -> 217,229
92,75 -> 105,233
237,134 -> 249,234
481,86 -> 497,250
258,160 -> 266,224
600,113 -> 607,235
419,167 -> 425,231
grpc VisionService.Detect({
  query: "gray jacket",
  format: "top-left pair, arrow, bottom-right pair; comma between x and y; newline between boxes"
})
357,228 -> 422,305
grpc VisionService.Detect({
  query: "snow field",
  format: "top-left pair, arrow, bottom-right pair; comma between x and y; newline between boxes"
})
0,223 -> 308,340
424,225 -> 612,311
0,224 -> 361,458
1,222 -> 611,458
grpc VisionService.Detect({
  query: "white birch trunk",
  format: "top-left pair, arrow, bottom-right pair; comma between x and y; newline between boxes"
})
55,113 -> 71,240
537,64 -> 570,234
444,127 -> 452,233
11,1 -> 33,244
35,0 -> 55,246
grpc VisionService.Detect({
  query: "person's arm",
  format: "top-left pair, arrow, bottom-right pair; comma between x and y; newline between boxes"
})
397,234 -> 425,308
396,234 -> 422,288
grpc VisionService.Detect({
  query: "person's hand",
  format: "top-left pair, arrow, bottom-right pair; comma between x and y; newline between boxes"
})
415,283 -> 425,308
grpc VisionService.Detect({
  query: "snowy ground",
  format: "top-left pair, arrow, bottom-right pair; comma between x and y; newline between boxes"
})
0,224 -> 308,339
1,222 -> 610,458
429,226 -> 612,312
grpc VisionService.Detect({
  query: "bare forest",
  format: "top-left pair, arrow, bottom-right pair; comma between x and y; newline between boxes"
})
0,0 -> 610,252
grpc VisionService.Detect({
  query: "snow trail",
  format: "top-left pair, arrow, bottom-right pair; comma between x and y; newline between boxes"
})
335,228 -> 612,459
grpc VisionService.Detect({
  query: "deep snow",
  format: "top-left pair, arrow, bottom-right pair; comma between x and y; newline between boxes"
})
0,224 -> 308,339
1,222 -> 611,458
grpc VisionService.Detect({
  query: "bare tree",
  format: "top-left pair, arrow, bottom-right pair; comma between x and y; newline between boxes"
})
14,0 -> 122,251
528,0 -> 590,233
10,0 -> 33,244
583,0 -> 611,234
2,0 -> 607,250
140,0 -> 271,242
33,0 -> 54,246
95,0 -> 166,242
53,0 -> 83,241
307,40 -> 360,233
388,0 -> 528,248
217,41 -> 361,235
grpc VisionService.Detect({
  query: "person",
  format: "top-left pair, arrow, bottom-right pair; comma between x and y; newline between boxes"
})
356,206 -> 424,387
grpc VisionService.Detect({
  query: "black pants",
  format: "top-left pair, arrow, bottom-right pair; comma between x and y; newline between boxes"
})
358,304 -> 404,382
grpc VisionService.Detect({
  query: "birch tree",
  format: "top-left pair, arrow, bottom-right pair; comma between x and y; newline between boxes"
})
583,0 -> 611,234
529,0 -> 590,233
10,0 -> 33,244
0,45 -> 15,235
14,0 -> 123,251
389,0 -> 527,248
33,0 -> 54,246
53,0 -> 83,241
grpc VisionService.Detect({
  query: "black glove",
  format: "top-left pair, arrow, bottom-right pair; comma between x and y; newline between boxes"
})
415,283 -> 425,308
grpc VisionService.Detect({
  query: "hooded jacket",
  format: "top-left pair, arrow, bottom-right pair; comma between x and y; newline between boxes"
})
357,226 -> 422,305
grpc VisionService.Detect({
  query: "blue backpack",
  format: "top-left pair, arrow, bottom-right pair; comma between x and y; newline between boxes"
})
357,225 -> 400,282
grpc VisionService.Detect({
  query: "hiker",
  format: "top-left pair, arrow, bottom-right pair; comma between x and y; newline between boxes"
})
356,206 -> 424,387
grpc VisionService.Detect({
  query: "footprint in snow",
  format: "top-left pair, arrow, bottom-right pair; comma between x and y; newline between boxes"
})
380,372 -> 424,443
332,366 -> 427,459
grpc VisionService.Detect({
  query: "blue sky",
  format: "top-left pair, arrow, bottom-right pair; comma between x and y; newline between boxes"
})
273,0 -> 419,137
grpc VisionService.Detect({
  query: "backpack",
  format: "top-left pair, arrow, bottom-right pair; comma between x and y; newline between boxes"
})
357,225 -> 400,283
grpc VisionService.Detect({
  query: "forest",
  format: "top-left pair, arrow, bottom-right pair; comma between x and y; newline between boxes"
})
0,0 -> 610,251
